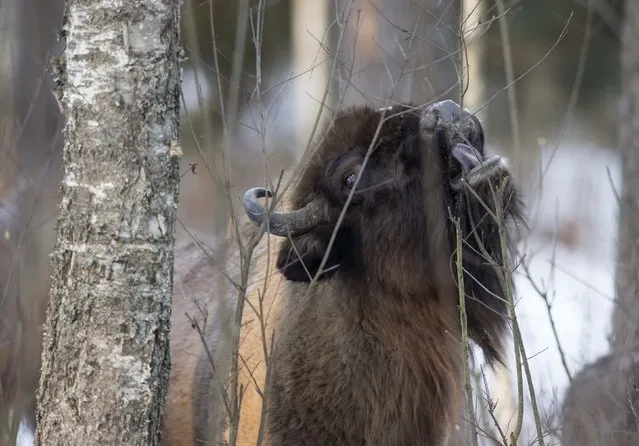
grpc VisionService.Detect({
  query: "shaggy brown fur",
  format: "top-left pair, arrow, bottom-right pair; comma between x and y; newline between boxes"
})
163,100 -> 523,445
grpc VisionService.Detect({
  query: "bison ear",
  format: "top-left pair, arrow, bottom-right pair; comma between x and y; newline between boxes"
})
276,227 -> 348,282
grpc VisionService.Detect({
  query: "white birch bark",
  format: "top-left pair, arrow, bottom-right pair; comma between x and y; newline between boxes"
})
35,0 -> 182,444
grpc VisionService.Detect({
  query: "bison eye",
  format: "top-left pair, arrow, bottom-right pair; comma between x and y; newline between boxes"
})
343,172 -> 357,190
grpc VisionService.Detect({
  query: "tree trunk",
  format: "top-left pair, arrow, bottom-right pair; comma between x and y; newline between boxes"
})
291,0 -> 330,160
612,0 -> 639,353
35,0 -> 182,444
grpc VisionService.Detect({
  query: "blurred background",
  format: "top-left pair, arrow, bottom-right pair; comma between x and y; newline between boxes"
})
0,0 -> 626,444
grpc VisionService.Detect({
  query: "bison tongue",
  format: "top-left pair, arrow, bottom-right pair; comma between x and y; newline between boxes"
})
451,143 -> 482,173
450,152 -> 505,192
448,142 -> 481,190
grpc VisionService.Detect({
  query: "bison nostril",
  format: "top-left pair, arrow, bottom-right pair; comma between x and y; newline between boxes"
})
421,99 -> 465,134
432,99 -> 461,124
420,99 -> 481,156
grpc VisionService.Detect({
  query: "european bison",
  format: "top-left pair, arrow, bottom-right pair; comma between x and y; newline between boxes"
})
164,99 -> 523,445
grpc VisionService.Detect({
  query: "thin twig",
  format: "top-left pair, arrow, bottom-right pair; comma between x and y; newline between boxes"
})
454,215 -> 479,446
520,260 -> 573,382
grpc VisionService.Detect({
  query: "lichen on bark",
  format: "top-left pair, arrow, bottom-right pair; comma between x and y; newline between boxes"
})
36,0 -> 182,444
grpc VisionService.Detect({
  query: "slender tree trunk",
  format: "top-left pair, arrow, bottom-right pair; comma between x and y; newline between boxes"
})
612,0 -> 639,353
291,0 -> 331,161
35,0 -> 182,444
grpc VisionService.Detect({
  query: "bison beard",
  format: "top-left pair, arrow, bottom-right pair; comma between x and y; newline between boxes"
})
163,100 -> 523,446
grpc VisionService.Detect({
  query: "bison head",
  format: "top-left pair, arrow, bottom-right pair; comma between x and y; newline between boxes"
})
244,99 -> 523,364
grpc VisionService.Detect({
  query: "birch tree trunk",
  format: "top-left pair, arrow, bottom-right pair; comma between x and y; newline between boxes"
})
35,0 -> 182,444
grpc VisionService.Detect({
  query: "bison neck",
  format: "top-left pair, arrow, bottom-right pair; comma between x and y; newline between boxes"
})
265,281 -> 462,446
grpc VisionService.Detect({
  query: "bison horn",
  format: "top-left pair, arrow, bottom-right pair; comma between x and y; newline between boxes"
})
243,187 -> 325,237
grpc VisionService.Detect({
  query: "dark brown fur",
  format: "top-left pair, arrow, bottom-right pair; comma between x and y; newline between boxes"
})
266,102 -> 522,445
164,100 -> 523,445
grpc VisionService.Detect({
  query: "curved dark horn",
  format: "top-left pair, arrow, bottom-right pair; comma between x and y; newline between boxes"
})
243,187 -> 325,237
